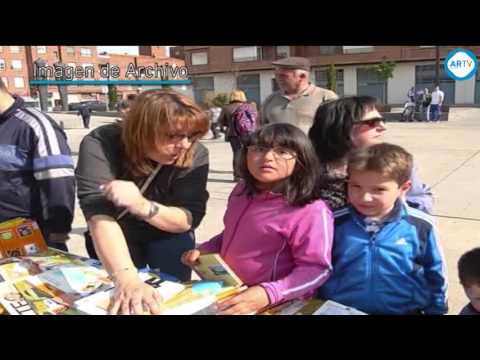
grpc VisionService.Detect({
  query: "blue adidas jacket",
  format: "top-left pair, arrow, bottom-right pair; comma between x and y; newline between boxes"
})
318,201 -> 448,315
0,96 -> 75,235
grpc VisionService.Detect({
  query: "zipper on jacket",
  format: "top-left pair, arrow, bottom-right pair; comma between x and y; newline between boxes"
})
368,232 -> 378,312
222,198 -> 253,257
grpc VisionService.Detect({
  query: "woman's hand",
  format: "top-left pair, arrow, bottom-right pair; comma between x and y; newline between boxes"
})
180,249 -> 201,267
217,286 -> 270,315
100,180 -> 149,217
108,271 -> 164,315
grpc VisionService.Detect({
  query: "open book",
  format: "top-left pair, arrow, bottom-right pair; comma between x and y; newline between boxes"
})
192,253 -> 243,288
74,273 -> 186,315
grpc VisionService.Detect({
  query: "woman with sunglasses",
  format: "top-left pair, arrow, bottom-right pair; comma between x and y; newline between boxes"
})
76,89 -> 210,314
308,96 -> 432,213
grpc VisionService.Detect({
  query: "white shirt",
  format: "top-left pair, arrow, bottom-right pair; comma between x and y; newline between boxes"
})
431,89 -> 444,105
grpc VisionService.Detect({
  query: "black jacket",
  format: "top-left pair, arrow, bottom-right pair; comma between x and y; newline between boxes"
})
75,123 -> 210,242
0,96 -> 75,234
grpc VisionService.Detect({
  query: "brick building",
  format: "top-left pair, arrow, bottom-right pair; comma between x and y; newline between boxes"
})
171,46 -> 480,106
0,45 -> 187,110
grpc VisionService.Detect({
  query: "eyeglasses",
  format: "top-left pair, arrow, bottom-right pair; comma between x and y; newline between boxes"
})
166,132 -> 202,142
247,145 -> 297,160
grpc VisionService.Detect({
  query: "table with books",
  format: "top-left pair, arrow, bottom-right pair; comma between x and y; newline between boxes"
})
0,218 -> 366,315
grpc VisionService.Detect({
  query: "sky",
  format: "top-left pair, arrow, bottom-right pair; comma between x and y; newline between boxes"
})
96,46 -> 171,56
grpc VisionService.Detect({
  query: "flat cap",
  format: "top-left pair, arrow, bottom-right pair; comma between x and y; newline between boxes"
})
272,57 -> 311,71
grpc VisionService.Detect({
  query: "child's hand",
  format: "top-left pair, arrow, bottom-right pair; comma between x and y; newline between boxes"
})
181,249 -> 201,267
217,286 -> 270,315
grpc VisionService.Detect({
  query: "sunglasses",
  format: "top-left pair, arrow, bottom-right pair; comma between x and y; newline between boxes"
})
355,117 -> 386,128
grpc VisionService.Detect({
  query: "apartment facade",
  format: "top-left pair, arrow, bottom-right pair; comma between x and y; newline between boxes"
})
0,46 -> 186,110
171,46 -> 480,106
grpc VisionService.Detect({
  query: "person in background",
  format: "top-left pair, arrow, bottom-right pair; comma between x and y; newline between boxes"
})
261,57 -> 338,133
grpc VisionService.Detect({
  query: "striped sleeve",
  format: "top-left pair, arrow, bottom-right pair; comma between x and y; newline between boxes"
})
16,108 -> 75,234
260,202 -> 334,305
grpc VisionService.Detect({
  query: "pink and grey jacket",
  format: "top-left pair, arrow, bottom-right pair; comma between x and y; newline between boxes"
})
198,182 -> 334,305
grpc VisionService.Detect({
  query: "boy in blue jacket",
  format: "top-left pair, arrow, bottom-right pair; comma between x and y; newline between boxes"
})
318,143 -> 448,315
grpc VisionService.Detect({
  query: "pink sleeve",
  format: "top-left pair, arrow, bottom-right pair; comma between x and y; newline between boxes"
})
198,231 -> 224,253
260,204 -> 334,305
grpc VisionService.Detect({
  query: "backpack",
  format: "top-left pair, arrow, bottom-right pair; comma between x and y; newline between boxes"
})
423,94 -> 432,107
232,103 -> 257,140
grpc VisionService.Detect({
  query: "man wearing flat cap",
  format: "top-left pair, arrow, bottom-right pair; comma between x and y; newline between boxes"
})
261,56 -> 338,133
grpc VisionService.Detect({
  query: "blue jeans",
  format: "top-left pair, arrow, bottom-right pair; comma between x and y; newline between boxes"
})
430,104 -> 440,122
85,231 -> 195,282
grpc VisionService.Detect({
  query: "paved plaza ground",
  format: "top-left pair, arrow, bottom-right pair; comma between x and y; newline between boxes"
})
57,108 -> 480,315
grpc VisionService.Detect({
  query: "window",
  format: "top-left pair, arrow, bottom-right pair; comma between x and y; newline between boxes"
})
319,46 -> 342,55
11,60 -> 22,70
65,46 -> 75,54
233,46 -> 261,62
1,77 -> 7,87
191,52 -> 208,65
0,59 -> 5,71
37,46 -> 47,54
415,64 -> 455,105
315,69 -> 344,96
343,46 -> 374,54
237,74 -> 260,105
9,46 -> 20,53
14,77 -> 24,88
80,47 -> 92,57
193,76 -> 214,105
276,46 -> 290,59
357,68 -> 387,103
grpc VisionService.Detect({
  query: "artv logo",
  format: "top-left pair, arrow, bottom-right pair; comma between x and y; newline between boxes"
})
444,48 -> 478,81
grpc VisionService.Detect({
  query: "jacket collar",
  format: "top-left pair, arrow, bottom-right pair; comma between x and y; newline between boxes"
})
348,199 -> 408,229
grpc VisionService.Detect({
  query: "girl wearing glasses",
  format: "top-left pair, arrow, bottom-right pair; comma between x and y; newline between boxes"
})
182,123 -> 333,314
308,96 -> 433,213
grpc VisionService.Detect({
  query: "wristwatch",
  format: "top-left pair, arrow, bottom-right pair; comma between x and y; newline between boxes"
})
145,201 -> 160,219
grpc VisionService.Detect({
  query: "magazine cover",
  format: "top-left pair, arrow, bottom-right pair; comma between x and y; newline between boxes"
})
0,218 -> 48,258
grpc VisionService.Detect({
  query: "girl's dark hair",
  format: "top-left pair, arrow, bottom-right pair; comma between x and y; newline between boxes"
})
308,96 -> 378,164
238,123 -> 321,206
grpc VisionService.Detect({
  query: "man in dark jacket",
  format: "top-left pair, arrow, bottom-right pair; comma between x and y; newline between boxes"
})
0,78 -> 75,251
78,104 -> 92,129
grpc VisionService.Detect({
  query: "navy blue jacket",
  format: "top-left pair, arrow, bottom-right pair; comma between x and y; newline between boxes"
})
0,96 -> 75,234
318,201 -> 448,315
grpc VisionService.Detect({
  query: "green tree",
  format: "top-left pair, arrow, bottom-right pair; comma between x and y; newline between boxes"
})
108,85 -> 118,111
211,93 -> 230,107
368,58 -> 396,104
326,64 -> 337,92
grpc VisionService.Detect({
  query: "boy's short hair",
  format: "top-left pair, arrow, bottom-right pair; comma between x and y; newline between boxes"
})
458,248 -> 480,287
348,143 -> 413,186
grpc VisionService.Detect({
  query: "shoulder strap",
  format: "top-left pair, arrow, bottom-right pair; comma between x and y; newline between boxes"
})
116,163 -> 163,221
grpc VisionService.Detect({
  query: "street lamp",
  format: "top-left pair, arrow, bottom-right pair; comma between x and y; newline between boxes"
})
33,58 -> 49,112
54,61 -> 69,111
435,46 -> 440,87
